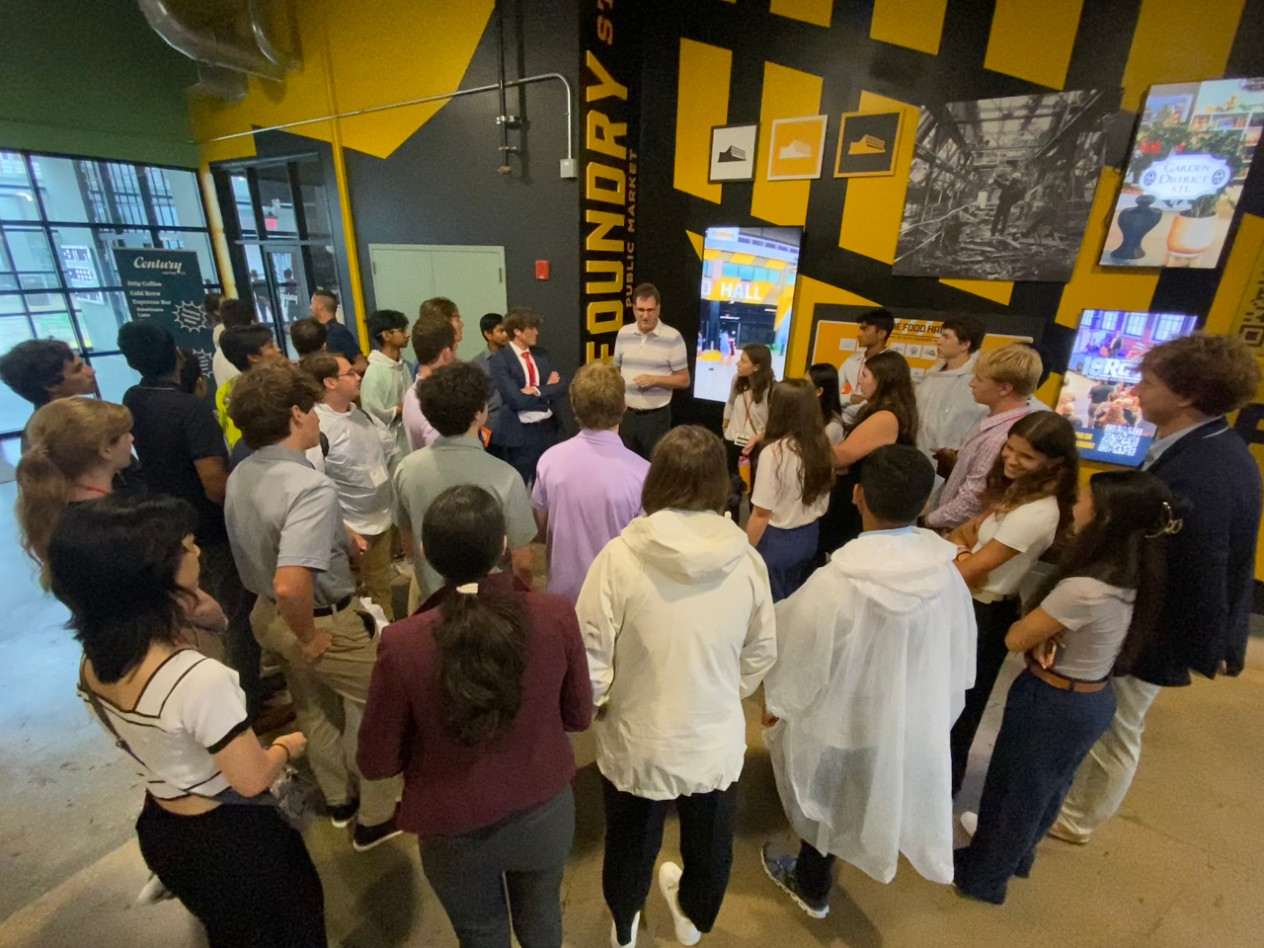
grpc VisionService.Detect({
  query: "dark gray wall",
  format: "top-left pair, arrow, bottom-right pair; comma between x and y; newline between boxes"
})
346,0 -> 582,374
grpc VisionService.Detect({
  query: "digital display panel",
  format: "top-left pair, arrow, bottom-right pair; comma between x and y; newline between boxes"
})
1057,309 -> 1200,466
692,226 -> 802,403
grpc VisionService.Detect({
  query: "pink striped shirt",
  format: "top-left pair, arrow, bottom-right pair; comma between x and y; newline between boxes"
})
925,404 -> 1037,530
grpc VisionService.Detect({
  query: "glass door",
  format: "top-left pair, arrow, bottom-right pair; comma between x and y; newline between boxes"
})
265,245 -> 309,358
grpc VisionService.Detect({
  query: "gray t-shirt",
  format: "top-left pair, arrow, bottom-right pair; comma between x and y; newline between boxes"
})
393,433 -> 537,600
224,444 -> 356,607
1041,576 -> 1136,680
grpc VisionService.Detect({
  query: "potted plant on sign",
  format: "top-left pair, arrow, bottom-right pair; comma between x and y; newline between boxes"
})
1166,130 -> 1242,260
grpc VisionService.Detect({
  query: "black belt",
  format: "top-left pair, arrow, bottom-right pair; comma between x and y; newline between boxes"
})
313,595 -> 353,617
628,404 -> 670,415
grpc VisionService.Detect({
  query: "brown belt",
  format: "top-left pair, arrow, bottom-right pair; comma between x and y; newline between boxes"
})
1025,658 -> 1109,694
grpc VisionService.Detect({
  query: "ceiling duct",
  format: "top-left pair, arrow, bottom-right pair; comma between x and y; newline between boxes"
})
138,0 -> 297,97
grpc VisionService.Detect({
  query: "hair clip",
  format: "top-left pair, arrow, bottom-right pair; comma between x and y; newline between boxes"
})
455,583 -> 479,595
1146,501 -> 1183,539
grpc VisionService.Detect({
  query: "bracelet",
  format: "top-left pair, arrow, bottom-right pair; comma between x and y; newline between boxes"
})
271,741 -> 292,764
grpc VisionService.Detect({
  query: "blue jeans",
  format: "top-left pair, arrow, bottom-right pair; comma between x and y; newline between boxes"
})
955,670 -> 1116,903
756,521 -> 820,602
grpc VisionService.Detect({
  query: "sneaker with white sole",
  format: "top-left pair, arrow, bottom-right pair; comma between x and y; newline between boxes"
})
1047,818 -> 1090,845
352,815 -> 403,852
760,845 -> 829,919
610,910 -> 640,947
657,862 -> 702,946
328,798 -> 359,829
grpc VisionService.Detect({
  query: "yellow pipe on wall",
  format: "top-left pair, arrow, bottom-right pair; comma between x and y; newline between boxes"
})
198,161 -> 236,298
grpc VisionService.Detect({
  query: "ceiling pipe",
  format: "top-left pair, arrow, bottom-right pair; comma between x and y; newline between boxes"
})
138,0 -> 285,81
248,0 -> 297,72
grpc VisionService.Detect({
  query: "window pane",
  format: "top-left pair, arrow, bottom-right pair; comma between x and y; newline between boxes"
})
90,352 -> 140,405
102,162 -> 149,227
0,384 -> 33,434
146,167 -> 205,228
0,152 -> 39,221
230,173 -> 257,236
23,290 -> 70,315
242,243 -> 276,324
49,226 -> 155,287
28,155 -> 93,222
296,158 -> 332,238
31,311 -> 78,347
256,164 -> 297,236
4,227 -> 56,279
0,276 -> 17,292
72,291 -> 130,352
159,231 -> 216,283
0,315 -> 34,350
0,294 -> 23,314
308,243 -> 340,297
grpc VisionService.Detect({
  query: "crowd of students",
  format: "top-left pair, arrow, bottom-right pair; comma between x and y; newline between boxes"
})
0,288 -> 1259,947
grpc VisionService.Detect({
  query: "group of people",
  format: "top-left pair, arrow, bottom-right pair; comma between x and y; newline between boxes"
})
0,286 -> 1259,947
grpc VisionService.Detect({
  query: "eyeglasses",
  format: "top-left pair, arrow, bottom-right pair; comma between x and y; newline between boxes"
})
337,370 -> 361,379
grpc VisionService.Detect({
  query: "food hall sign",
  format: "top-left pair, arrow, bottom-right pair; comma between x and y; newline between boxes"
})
1140,154 -> 1231,202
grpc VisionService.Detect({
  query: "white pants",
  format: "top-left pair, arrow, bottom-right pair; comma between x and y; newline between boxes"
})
1056,675 -> 1162,839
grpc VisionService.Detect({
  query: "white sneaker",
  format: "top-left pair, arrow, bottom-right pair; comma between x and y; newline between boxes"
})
610,910 -> 640,947
658,862 -> 702,946
135,872 -> 174,905
959,811 -> 978,838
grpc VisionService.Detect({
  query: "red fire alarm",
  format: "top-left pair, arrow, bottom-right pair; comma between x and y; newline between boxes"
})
534,259 -> 550,280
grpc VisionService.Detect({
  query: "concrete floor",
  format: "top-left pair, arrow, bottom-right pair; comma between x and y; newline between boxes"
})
1,472 -> 1262,946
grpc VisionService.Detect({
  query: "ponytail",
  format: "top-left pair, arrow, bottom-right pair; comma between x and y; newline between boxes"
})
434,582 -> 529,746
16,444 -> 72,586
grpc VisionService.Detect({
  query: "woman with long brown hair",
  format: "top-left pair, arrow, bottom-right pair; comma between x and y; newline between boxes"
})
722,344 -> 774,515
955,471 -> 1178,904
16,397 -> 134,585
945,410 -> 1079,796
358,484 -> 591,947
747,379 -> 834,600
817,350 -> 919,560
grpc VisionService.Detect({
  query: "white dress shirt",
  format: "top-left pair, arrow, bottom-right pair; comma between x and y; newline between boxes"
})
511,341 -> 552,424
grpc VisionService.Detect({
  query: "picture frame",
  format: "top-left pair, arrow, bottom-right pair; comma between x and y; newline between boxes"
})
766,114 -> 828,181
833,110 -> 904,178
708,124 -> 759,182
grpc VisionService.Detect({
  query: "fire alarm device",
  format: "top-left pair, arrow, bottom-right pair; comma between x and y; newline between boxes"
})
535,260 -> 550,280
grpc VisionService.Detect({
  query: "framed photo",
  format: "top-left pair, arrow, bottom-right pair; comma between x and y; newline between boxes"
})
834,110 -> 904,178
708,124 -> 759,182
766,114 -> 828,181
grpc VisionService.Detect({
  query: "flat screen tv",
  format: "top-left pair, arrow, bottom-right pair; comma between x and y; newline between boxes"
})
691,226 -> 802,403
1057,308 -> 1200,467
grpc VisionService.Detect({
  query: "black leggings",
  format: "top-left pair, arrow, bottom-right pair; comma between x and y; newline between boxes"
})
136,794 -> 326,947
950,598 -> 1020,796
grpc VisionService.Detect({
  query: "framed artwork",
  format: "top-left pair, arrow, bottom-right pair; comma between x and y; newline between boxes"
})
708,124 -> 759,182
766,114 -> 828,181
834,111 -> 904,178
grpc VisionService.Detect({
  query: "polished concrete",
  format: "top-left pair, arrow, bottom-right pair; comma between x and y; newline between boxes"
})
1,475 -> 1262,946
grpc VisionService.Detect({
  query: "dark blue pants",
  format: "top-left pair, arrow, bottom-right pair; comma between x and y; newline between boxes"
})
950,598 -> 1019,796
756,521 -> 820,602
954,670 -> 1116,904
505,418 -> 557,488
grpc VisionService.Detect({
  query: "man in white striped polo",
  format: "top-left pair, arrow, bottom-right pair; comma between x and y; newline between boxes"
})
613,282 -> 691,458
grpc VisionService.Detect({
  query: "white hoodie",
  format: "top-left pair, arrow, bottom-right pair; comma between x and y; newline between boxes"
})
576,509 -> 777,800
916,353 -> 988,456
765,527 -> 976,884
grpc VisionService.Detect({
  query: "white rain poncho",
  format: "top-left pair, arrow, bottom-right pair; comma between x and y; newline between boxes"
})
764,526 -> 976,884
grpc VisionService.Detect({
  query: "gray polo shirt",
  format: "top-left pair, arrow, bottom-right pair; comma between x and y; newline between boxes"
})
225,444 -> 356,607
393,433 -> 537,600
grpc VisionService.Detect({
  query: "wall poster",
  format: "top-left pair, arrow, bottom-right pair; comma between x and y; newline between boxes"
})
893,89 -> 1116,282
1100,77 -> 1264,269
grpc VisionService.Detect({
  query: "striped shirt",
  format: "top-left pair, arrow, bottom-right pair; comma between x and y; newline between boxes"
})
613,321 -> 689,410
79,650 -> 250,800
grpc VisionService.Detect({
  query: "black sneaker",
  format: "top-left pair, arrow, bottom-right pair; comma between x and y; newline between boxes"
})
352,815 -> 403,853
761,844 -> 829,919
328,799 -> 359,829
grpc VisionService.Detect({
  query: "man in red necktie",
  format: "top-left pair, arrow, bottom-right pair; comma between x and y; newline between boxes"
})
488,307 -> 567,487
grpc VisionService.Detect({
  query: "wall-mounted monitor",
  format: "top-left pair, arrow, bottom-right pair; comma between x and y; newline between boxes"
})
1100,77 -> 1264,269
691,226 -> 802,403
1057,308 -> 1200,467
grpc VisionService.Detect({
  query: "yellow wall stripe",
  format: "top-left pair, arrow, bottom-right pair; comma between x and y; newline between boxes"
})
673,39 -> 732,204
1120,0 -> 1246,110
837,90 -> 919,263
770,0 -> 833,28
687,229 -> 705,261
786,276 -> 880,378
750,62 -> 823,227
1206,213 -> 1264,336
870,0 -> 948,55
984,0 -> 1083,90
939,278 -> 1015,306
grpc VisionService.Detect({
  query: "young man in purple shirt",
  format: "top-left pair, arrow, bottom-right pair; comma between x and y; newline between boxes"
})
924,345 -> 1043,530
532,362 -> 650,603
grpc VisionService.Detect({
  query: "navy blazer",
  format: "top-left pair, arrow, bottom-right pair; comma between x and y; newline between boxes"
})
1132,417 -> 1262,686
488,344 -> 568,447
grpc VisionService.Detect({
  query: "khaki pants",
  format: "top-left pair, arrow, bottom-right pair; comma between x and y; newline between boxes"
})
1056,675 -> 1162,840
251,597 -> 400,827
357,530 -> 395,621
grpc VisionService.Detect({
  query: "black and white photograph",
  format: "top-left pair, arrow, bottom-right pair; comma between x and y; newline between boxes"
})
892,90 -> 1115,282
708,123 -> 759,182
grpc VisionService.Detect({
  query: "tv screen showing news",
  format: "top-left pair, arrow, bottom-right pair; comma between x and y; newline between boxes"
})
1057,308 -> 1199,467
691,226 -> 802,403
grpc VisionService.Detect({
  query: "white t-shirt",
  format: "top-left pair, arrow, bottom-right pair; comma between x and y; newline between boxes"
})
1041,576 -> 1136,680
723,384 -> 770,444
79,650 -> 249,800
825,415 -> 845,447
315,402 -> 395,536
751,439 -> 830,529
971,494 -> 1060,599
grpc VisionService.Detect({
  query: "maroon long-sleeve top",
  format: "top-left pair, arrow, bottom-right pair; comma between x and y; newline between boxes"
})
358,573 -> 593,837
